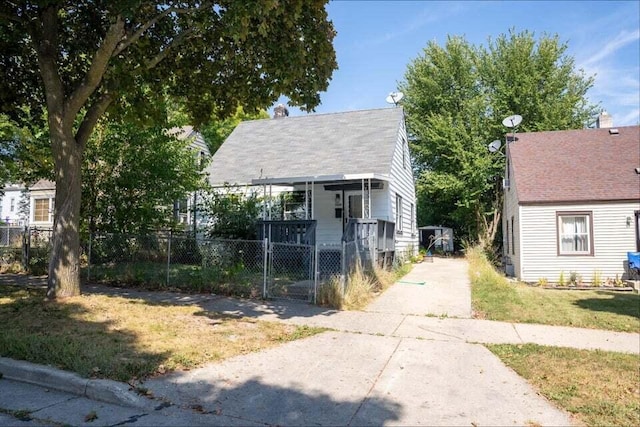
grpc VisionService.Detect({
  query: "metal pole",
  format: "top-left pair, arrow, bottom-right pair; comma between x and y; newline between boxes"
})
313,243 -> 318,304
263,237 -> 269,298
311,180 -> 315,219
341,240 -> 346,296
166,231 -> 172,287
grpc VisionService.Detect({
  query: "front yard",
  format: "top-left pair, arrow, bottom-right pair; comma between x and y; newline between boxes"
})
467,247 -> 640,333
488,344 -> 639,427
0,285 -> 323,383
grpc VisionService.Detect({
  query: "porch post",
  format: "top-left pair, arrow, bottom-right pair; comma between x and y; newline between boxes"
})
262,184 -> 267,220
368,178 -> 371,219
304,181 -> 309,219
268,183 -> 272,220
361,178 -> 365,219
311,180 -> 315,219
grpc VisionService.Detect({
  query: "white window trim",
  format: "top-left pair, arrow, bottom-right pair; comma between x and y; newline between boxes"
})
395,194 -> 403,233
33,198 -> 53,223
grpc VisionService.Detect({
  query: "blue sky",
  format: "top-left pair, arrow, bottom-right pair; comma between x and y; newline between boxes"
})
275,0 -> 640,126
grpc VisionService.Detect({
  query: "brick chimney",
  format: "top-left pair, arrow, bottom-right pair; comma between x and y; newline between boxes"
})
273,104 -> 289,119
596,110 -> 613,128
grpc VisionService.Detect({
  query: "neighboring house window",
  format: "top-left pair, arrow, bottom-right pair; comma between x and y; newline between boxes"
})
511,216 -> 515,255
395,194 -> 403,233
10,198 -> 14,212
34,199 -> 50,222
557,212 -> 593,255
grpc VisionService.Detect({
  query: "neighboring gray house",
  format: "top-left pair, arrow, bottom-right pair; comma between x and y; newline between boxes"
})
205,107 -> 418,259
503,124 -> 640,283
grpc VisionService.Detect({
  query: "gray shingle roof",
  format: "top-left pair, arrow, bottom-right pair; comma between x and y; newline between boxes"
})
205,108 -> 404,186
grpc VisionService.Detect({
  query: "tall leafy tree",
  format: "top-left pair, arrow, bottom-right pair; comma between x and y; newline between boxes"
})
0,1 -> 337,297
201,106 -> 269,155
82,120 -> 204,235
400,30 -> 597,249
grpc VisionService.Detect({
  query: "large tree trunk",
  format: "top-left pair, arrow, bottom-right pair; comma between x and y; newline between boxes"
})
47,132 -> 83,298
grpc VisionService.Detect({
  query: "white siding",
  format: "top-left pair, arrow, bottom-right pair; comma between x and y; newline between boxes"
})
519,202 -> 638,282
0,188 -> 24,225
389,115 -> 418,257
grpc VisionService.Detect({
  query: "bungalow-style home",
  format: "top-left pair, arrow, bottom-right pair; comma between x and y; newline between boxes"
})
204,107 -> 418,260
503,124 -> 640,283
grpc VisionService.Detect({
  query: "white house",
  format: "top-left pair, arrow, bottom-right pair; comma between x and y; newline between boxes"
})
503,124 -> 640,283
204,107 -> 419,260
0,180 -> 55,228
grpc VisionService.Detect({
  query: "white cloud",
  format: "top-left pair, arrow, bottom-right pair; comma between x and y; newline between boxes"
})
581,29 -> 640,66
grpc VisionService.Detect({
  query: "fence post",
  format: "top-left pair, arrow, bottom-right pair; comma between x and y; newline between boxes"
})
313,243 -> 318,304
166,231 -> 172,287
262,238 -> 268,299
87,232 -> 92,282
22,227 -> 29,271
341,240 -> 346,296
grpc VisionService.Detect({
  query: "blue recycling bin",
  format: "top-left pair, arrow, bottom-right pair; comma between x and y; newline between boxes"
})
627,252 -> 640,273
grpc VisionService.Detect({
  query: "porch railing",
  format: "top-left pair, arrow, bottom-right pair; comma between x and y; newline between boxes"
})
257,220 -> 317,245
343,218 -> 395,268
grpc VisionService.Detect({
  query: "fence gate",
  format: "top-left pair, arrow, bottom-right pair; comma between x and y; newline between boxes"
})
266,241 -> 315,302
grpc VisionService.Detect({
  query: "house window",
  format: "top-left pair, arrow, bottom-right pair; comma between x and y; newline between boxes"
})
10,198 -> 15,212
557,212 -> 593,255
395,194 -> 403,233
33,199 -> 50,222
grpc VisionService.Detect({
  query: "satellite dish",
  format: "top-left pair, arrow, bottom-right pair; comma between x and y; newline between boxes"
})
386,91 -> 404,105
488,140 -> 502,153
502,114 -> 522,128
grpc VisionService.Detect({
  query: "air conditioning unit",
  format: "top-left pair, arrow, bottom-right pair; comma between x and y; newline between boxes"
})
503,179 -> 510,189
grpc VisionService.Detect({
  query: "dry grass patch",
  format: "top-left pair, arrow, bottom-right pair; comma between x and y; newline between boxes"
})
317,263 -> 412,310
488,344 -> 640,427
467,246 -> 640,332
0,285 -> 324,382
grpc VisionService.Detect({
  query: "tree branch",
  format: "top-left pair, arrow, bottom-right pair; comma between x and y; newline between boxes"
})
64,16 -> 125,126
33,6 -> 65,123
75,93 -> 114,149
144,28 -> 196,70
114,7 -> 177,56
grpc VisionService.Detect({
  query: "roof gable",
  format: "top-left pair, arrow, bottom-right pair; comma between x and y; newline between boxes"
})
510,126 -> 640,203
205,108 -> 404,186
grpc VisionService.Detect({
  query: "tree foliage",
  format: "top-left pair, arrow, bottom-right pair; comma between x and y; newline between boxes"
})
400,30 -> 598,248
0,1 -> 337,297
201,187 -> 262,240
82,120 -> 205,235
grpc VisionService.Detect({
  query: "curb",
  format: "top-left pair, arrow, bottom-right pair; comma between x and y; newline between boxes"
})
0,357 -> 150,409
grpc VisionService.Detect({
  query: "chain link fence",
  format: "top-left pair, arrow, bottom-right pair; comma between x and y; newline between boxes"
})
2,227 -> 405,304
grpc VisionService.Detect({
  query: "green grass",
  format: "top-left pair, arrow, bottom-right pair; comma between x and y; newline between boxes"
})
0,285 -> 325,382
488,344 -> 640,427
467,246 -> 640,332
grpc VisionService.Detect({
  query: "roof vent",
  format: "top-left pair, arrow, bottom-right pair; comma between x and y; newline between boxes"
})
609,128 -> 619,135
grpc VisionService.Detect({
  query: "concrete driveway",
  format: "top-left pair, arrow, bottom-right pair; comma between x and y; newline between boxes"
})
143,258 -> 572,426
365,257 -> 472,318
